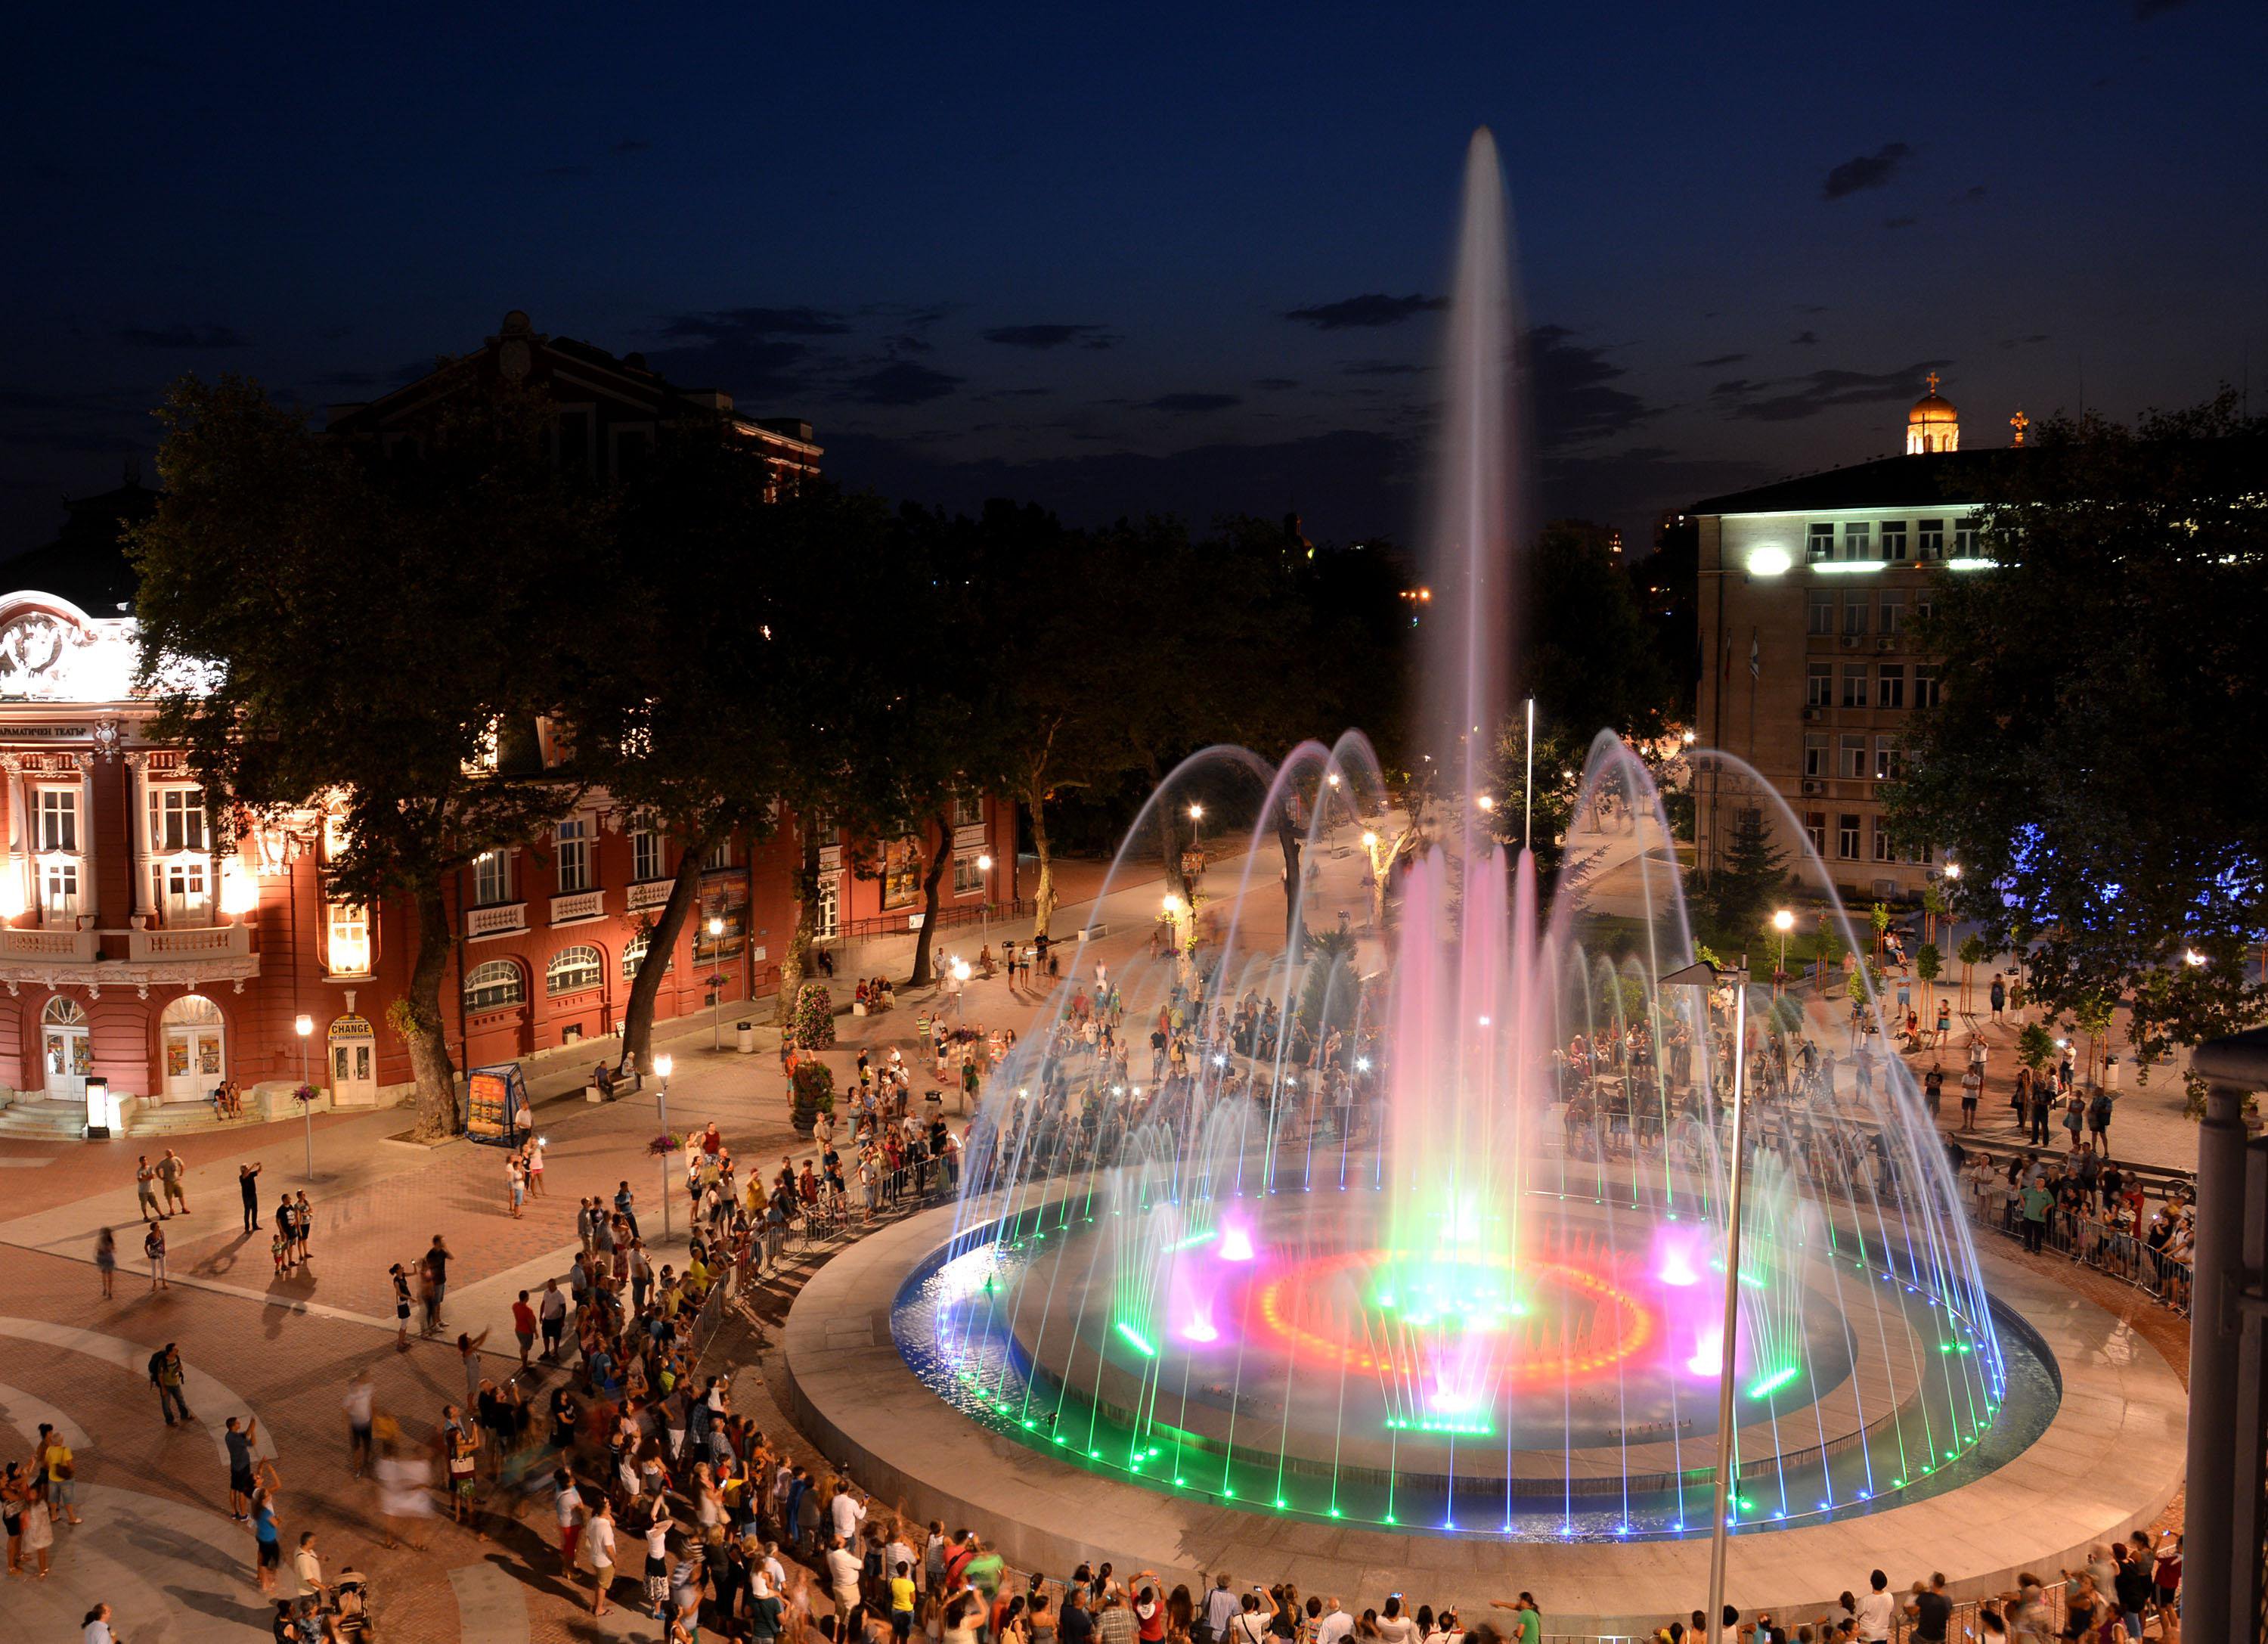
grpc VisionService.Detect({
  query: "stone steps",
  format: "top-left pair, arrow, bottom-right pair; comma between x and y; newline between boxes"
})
0,1101 -> 88,1140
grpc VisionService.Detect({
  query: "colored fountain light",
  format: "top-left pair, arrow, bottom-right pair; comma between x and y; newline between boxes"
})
900,126 -> 2018,1546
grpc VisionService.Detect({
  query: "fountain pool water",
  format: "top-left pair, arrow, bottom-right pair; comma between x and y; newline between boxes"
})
888,130 -> 2054,1543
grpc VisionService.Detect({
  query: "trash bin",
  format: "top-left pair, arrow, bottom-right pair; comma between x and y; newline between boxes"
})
2102,1055 -> 2120,1089
736,1021 -> 756,1055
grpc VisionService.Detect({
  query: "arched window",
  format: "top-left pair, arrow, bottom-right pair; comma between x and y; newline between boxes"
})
463,960 -> 525,1013
42,995 -> 85,1028
160,993 -> 225,1028
621,928 -> 672,981
547,944 -> 603,997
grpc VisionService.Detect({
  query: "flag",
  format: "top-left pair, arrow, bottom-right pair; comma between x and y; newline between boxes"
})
1749,629 -> 1760,680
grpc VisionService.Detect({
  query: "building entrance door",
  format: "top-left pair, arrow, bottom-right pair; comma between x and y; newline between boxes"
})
159,993 -> 225,1101
41,996 -> 90,1100
329,1011 -> 379,1108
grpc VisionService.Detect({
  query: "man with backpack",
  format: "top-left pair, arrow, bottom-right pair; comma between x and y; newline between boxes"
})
148,1342 -> 194,1425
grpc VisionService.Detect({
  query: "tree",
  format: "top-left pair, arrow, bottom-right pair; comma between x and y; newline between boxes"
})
1915,942 -> 1942,1022
575,430 -> 795,1073
1483,718 -> 1588,882
1885,394 -> 2268,1069
131,375 -> 611,1137
1956,935 -> 1987,1016
1695,807 -> 1789,954
1520,520 -> 1674,743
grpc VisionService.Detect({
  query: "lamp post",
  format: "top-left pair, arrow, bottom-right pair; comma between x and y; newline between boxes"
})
976,853 -> 993,938
653,1052 -> 674,1240
293,1013 -> 315,1178
1771,909 -> 1795,993
708,917 -> 726,1050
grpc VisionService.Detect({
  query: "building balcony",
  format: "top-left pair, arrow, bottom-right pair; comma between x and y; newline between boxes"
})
550,888 -> 606,926
0,921 -> 259,991
466,901 -> 529,941
624,879 -> 672,913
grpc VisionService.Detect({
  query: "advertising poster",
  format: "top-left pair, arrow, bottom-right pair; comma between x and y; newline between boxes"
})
696,867 -> 750,962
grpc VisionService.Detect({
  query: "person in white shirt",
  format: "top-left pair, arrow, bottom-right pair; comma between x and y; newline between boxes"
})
826,1533 -> 864,1616
1854,1570 -> 1898,1642
587,1497 -> 618,1618
1316,1600 -> 1356,1644
1201,1574 -> 1243,1642
1372,1598 -> 1418,1644
553,1471 -> 584,1578
82,1604 -> 117,1644
831,1483 -> 868,1543
762,1541 -> 789,1594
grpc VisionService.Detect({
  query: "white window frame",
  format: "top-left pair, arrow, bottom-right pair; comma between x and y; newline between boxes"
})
1873,737 -> 1902,782
622,927 -> 672,981
1879,521 -> 1907,561
1840,663 -> 1870,709
149,786 -> 208,854
1916,520 -> 1945,560
702,836 -> 733,871
1842,523 -> 1871,561
546,943 -> 603,997
1879,591 -> 1905,635
1806,588 -> 1833,636
816,873 -> 839,941
473,851 -> 512,907
1802,733 -> 1827,779
1876,665 -> 1906,709
1842,596 -> 1868,636
327,901 -> 371,977
1805,523 -> 1834,563
35,787 -> 76,854
953,851 -> 984,896
555,817 -> 591,895
952,792 -> 984,828
1837,814 -> 1862,860
1873,818 -> 1898,862
1806,662 -> 1833,708
1838,734 -> 1867,780
39,856 -> 79,922
463,959 -> 525,1013
632,827 -> 664,884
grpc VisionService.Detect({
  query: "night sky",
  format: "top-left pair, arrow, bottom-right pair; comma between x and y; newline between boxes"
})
6,2 -> 2263,561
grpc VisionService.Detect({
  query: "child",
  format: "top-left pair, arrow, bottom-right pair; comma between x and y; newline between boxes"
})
272,1227 -> 290,1276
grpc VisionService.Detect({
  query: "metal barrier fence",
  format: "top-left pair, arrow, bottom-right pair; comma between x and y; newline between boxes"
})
1952,1155 -> 2195,1317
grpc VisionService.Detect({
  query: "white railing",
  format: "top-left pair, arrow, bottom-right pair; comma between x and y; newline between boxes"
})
550,889 -> 606,924
0,926 -> 98,963
624,879 -> 672,913
466,901 -> 529,940
128,924 -> 251,963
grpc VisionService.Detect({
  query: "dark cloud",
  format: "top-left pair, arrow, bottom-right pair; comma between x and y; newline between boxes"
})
885,333 -> 933,355
612,138 -> 651,154
660,306 -> 850,340
647,306 -> 852,400
2133,0 -> 2189,16
1526,325 -> 1653,448
971,386 -> 1054,402
1997,333 -> 2052,349
1883,215 -> 1918,229
1791,330 -> 1819,346
1341,359 -> 1427,377
1821,142 -> 1913,200
981,324 -> 1117,352
116,323 -> 249,349
1794,304 -> 1831,315
1251,378 -> 1299,392
1712,358 -> 1953,422
844,361 -> 963,406
1141,392 -> 1241,414
1282,293 -> 1445,330
1689,352 -> 1746,368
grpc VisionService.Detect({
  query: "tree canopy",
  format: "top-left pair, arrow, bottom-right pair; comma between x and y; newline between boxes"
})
1885,393 -> 2268,1074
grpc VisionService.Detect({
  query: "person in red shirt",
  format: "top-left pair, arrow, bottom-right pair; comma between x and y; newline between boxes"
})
1133,1577 -> 1167,1644
511,1292 -> 539,1367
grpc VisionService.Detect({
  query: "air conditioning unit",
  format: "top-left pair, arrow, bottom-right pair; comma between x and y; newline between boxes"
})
1800,779 -> 1824,796
1801,706 -> 1824,721
1876,636 -> 1895,652
1871,878 -> 1900,898
1841,634 -> 1863,649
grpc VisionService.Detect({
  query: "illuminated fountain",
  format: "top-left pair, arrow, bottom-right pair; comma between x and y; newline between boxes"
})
891,130 -> 2037,1542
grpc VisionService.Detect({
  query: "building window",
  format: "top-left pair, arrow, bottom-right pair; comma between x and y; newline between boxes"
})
555,817 -> 590,894
39,858 -> 78,921
953,851 -> 984,896
702,836 -> 733,871
1806,662 -> 1833,708
463,959 -> 525,1013
621,927 -> 671,981
816,873 -> 839,940
1916,520 -> 1944,560
1842,523 -> 1871,560
953,791 -> 984,828
1913,586 -> 1934,626
1954,516 -> 1981,557
1907,839 -> 1936,867
1842,597 -> 1868,636
327,903 -> 371,976
1913,665 -> 1942,709
1876,665 -> 1906,709
1839,734 -> 1867,780
1802,733 -> 1828,779
1873,737 -> 1902,781
150,788 -> 208,853
1880,521 -> 1907,561
546,944 -> 603,996
156,858 -> 208,920
632,828 -> 664,884
1806,588 -> 1833,636
35,789 -> 76,853
472,851 -> 512,907
1805,523 -> 1834,563
1837,814 -> 1862,859
1879,590 -> 1905,635
1841,664 -> 1870,708
1873,819 -> 1898,862
1804,811 -> 1827,855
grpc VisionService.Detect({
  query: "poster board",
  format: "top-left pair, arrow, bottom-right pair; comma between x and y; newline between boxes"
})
696,868 -> 749,963
466,1063 -> 529,1146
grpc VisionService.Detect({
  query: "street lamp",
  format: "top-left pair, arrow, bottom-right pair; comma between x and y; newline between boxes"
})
976,853 -> 994,938
653,1053 -> 674,1239
707,917 -> 726,1050
1771,909 -> 1795,990
293,1013 -> 315,1178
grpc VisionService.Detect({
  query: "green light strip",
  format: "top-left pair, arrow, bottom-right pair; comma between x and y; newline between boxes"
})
1744,1365 -> 1801,1400
1114,1320 -> 1157,1358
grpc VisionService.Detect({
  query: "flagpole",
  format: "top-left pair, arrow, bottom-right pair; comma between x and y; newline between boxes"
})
1523,696 -> 1535,851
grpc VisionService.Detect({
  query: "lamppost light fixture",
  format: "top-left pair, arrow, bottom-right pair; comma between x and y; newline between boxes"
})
708,916 -> 725,938
655,1053 -> 673,1078
294,1013 -> 314,1038
1476,794 -> 1495,812
1771,910 -> 1795,933
976,853 -> 993,872
2183,948 -> 2208,967
1161,893 -> 1182,914
1362,830 -> 1378,849
1187,803 -> 1204,821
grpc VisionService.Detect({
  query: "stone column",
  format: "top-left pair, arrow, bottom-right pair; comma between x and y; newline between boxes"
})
0,753 -> 25,923
73,753 -> 96,930
125,752 -> 150,925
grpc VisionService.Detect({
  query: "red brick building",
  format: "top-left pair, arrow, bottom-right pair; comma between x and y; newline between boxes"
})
0,313 -> 1018,1128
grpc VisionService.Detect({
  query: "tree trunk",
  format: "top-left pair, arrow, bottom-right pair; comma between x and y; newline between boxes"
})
1159,800 -> 1187,903
907,809 -> 953,987
775,827 -> 822,1029
1275,805 -> 1305,960
621,832 -> 711,1075
404,882 -> 461,1140
1028,783 -> 1058,941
